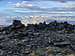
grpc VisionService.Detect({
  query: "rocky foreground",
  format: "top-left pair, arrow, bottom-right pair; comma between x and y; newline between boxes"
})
0,20 -> 75,56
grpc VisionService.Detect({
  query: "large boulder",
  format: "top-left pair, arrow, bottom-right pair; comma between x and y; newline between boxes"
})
9,20 -> 25,30
13,20 -> 22,26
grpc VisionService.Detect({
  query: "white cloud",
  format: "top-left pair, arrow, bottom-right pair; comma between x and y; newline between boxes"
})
13,2 -> 50,12
13,1 -> 33,8
8,1 -> 75,17
64,3 -> 75,8
8,2 -> 12,4
21,1 -> 28,4
13,1 -> 75,12
15,3 -> 21,7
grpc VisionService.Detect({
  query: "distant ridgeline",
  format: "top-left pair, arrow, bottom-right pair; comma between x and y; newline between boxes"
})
0,20 -> 75,34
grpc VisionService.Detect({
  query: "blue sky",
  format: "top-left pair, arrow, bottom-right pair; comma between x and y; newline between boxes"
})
0,0 -> 75,16
0,0 -> 75,25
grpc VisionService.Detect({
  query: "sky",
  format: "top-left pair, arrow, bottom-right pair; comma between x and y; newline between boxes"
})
0,0 -> 75,16
0,0 -> 75,25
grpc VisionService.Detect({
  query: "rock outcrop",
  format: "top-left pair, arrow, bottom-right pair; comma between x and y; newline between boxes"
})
0,20 -> 75,56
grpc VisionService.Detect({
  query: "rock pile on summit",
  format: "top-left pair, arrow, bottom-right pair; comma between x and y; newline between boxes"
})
0,20 -> 75,56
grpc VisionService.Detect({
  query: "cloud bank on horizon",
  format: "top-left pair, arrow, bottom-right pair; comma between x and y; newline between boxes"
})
0,0 -> 75,25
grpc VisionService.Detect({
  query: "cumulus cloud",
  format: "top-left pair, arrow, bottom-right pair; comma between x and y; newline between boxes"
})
13,1 -> 33,8
12,1 -> 75,12
13,1 -> 52,12
5,0 -> 75,16
64,3 -> 75,8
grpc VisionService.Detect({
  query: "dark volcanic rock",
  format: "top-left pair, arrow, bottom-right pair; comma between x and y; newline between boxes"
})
0,20 -> 75,56
12,20 -> 25,29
